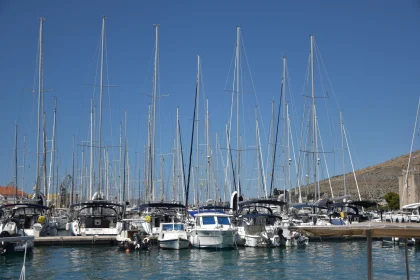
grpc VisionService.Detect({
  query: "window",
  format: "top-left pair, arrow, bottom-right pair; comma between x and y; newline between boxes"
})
202,216 -> 216,225
162,224 -> 174,231
217,217 -> 230,225
173,224 -> 184,230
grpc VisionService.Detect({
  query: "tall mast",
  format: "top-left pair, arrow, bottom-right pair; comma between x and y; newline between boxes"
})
340,111 -> 346,197
206,98 -> 210,201
47,97 -> 57,202
310,34 -> 318,200
119,121 -> 123,201
282,56 -> 287,202
235,26 -> 241,198
89,97 -> 94,199
22,135 -> 26,197
71,135 -> 75,204
196,55 -> 201,204
35,17 -> 44,199
14,125 -> 18,200
42,112 -> 47,201
151,24 -> 159,201
123,110 -> 128,202
97,16 -> 106,195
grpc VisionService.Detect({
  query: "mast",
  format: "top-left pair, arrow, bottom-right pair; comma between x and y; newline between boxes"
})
282,56 -> 287,202
14,125 -> 18,200
47,97 -> 57,203
310,34 -> 318,200
341,111 -> 346,197
235,26 -> 241,198
119,121 -> 123,201
22,135 -> 26,197
151,24 -> 159,201
196,55 -> 200,204
123,110 -> 128,202
206,98 -> 210,201
71,135 -> 75,204
42,112 -> 47,202
89,97 -> 94,199
35,17 -> 44,199
97,16 -> 106,195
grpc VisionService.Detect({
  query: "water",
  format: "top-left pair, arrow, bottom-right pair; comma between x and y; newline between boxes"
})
1,241 -> 420,279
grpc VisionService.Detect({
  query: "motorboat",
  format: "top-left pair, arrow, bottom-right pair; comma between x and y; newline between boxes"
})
189,212 -> 237,249
116,218 -> 150,250
158,222 -> 189,249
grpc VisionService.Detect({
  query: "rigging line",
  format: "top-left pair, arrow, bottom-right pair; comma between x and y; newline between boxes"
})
288,109 -> 302,202
315,117 -> 334,198
344,115 -> 373,198
285,60 -> 300,144
224,45 -> 237,92
135,41 -> 156,153
104,35 -> 115,149
314,40 -> 342,112
185,79 -> 199,206
240,33 -> 268,147
314,44 -> 334,139
343,125 -> 362,201
269,78 -> 283,197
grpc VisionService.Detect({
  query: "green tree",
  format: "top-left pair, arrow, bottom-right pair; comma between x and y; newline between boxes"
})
384,192 -> 400,210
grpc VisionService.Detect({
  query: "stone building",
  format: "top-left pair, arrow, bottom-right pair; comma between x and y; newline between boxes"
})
399,169 -> 420,207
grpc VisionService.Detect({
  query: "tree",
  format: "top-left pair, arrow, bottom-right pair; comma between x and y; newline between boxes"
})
384,192 -> 400,210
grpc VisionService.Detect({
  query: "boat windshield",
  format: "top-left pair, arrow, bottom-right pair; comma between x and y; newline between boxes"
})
217,216 -> 230,225
162,223 -> 185,231
202,216 -> 216,225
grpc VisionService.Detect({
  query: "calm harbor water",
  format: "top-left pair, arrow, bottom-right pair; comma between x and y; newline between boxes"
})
1,241 -> 420,279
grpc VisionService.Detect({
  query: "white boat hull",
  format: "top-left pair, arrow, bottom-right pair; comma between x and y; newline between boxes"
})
190,230 -> 236,249
159,237 -> 190,249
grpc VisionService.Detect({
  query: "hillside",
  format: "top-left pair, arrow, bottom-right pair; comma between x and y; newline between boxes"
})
297,150 -> 420,201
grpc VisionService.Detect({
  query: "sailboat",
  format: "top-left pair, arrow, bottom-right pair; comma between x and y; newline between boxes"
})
66,17 -> 126,236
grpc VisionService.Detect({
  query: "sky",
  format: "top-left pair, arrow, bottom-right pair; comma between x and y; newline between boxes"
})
0,0 -> 420,203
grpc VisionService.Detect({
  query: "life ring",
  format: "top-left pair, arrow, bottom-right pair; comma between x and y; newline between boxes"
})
143,237 -> 150,244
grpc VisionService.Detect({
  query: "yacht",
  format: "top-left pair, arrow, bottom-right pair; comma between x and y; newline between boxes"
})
189,212 -> 237,249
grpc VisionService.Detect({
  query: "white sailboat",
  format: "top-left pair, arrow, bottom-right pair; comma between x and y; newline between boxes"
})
67,17 -> 125,236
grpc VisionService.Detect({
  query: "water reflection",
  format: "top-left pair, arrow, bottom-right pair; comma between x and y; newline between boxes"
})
2,241 -> 420,279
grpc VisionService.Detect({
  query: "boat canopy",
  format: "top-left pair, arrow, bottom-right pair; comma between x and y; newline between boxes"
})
138,202 -> 186,210
238,199 -> 287,207
0,203 -> 49,210
69,201 -> 125,210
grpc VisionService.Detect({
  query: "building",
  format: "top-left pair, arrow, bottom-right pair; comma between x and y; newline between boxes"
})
0,186 -> 30,204
398,170 -> 420,208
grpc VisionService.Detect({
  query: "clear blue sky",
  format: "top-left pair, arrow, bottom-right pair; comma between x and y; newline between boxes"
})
1,0 -> 419,201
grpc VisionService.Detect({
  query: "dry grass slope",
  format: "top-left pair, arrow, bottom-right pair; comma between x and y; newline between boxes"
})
299,150 -> 420,201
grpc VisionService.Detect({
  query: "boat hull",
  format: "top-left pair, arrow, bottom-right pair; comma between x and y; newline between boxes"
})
190,230 -> 236,249
159,237 -> 190,250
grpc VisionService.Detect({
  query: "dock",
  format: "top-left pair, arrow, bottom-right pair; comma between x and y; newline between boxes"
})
34,235 -> 117,246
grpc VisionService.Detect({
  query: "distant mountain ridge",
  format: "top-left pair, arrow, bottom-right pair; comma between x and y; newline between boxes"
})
298,150 -> 420,201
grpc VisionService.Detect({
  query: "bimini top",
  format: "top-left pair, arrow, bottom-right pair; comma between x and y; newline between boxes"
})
329,200 -> 377,209
199,205 -> 231,210
239,199 -> 287,208
0,203 -> 49,210
241,213 -> 281,219
69,200 -> 125,210
137,202 -> 186,210
402,202 -> 420,210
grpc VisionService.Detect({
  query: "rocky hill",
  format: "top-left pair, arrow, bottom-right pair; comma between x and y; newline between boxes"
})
297,150 -> 420,201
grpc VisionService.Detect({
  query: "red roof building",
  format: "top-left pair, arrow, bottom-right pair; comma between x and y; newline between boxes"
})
0,186 -> 29,198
